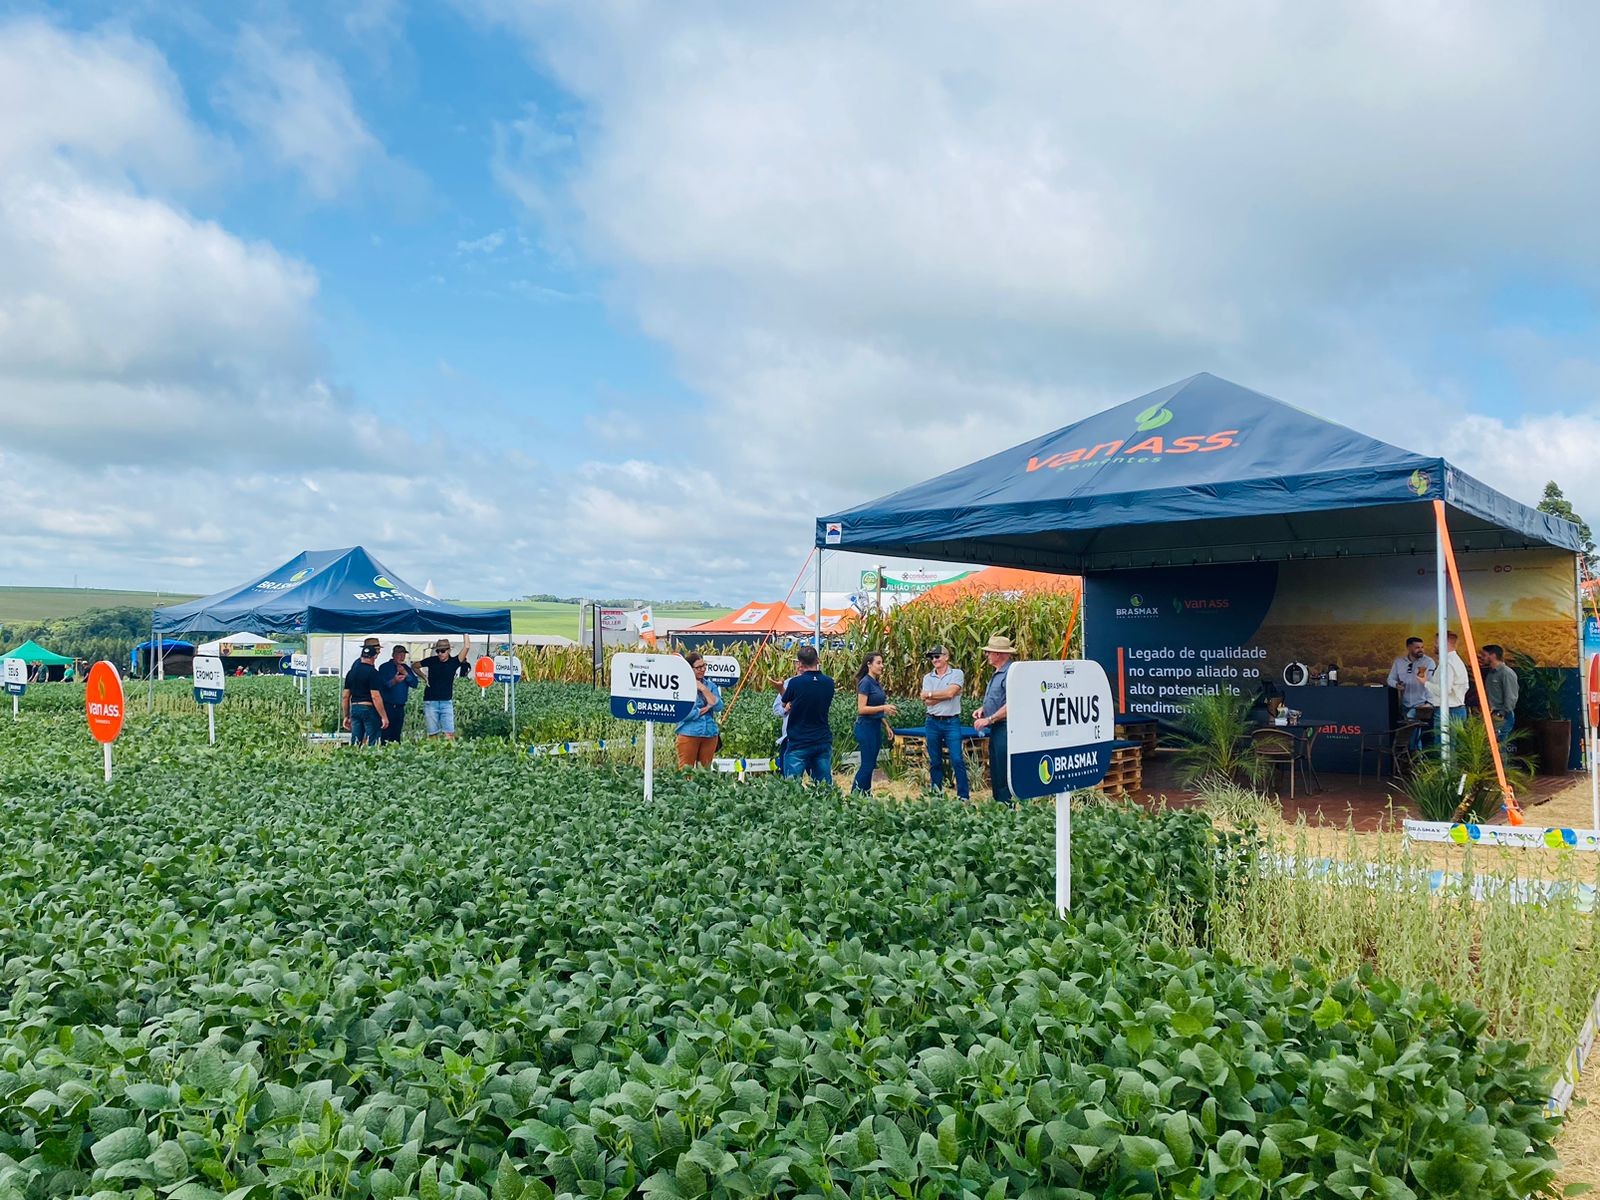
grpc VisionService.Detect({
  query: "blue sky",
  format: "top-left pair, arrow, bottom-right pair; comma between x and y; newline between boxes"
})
3,2 -> 1600,602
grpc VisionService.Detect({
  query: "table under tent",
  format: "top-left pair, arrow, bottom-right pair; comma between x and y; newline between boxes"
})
150,547 -> 513,734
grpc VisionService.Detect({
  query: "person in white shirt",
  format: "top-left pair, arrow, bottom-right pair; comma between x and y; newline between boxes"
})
920,645 -> 969,799
1423,631 -> 1469,725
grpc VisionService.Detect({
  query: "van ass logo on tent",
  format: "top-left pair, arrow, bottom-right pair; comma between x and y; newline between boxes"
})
1023,402 -> 1239,473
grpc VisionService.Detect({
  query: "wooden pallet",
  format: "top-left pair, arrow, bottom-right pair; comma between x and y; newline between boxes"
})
1096,744 -> 1143,795
1114,719 -> 1159,758
897,735 -> 988,781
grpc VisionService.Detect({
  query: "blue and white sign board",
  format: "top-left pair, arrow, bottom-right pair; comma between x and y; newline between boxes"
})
192,656 -> 225,705
609,652 -> 697,801
3,656 -> 26,698
287,651 -> 310,678
493,654 -> 523,683
609,652 -> 697,722
1006,659 -> 1115,916
703,655 -> 741,690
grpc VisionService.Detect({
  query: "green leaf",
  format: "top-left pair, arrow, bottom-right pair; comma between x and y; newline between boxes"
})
1119,1134 -> 1173,1172
1311,997 -> 1345,1030
1258,1136 -> 1283,1184
91,1125 -> 151,1167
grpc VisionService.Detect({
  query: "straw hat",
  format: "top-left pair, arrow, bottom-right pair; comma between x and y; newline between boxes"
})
981,634 -> 1017,655
433,638 -> 452,651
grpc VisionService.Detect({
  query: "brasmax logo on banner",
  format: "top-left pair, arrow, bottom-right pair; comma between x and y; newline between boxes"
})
609,652 -> 697,722
1006,660 -> 1115,799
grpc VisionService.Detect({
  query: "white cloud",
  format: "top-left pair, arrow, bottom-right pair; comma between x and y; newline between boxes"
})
456,229 -> 506,254
469,0 -> 1600,568
220,28 -> 391,202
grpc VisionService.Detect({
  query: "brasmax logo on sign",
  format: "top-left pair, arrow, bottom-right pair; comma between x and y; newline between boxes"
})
609,652 -> 697,722
1007,660 -> 1115,800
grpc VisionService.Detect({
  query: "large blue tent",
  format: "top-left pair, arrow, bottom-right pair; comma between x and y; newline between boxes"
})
816,373 -> 1580,568
152,547 -> 510,636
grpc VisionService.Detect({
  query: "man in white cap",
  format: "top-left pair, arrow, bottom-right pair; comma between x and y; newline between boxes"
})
972,634 -> 1017,806
420,637 -> 473,740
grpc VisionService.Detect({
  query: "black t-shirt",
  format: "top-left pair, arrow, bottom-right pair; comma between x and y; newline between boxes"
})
422,653 -> 468,701
344,659 -> 382,704
782,671 -> 836,750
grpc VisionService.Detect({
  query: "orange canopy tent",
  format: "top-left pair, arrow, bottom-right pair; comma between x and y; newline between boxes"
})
677,601 -> 811,636
912,565 -> 1080,605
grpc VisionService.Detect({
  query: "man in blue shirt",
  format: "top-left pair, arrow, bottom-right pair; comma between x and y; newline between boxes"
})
972,634 -> 1016,806
376,645 -> 422,743
780,645 -> 836,784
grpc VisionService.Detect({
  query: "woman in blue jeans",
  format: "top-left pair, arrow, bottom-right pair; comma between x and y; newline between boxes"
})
853,652 -> 897,794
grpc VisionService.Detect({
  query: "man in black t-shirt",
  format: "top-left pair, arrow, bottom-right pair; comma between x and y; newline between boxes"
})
780,644 -> 836,784
341,637 -> 389,747
420,637 -> 473,739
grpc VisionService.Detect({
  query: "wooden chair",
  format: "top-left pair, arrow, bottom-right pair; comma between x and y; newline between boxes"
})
1251,727 -> 1299,799
1389,721 -> 1426,781
1296,725 -> 1322,794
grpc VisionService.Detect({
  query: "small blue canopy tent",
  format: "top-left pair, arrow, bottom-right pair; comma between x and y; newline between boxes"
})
816,373 -> 1580,569
152,547 -> 510,636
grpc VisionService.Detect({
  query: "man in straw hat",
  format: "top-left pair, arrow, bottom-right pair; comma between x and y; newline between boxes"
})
420,636 -> 474,740
972,634 -> 1017,806
341,637 -> 389,747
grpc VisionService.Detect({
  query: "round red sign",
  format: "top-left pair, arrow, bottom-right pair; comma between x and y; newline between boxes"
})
85,661 -> 126,745
473,656 -> 495,689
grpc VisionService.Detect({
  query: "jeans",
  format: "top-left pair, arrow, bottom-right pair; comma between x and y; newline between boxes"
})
782,743 -> 833,784
349,704 -> 382,747
925,716 -> 970,798
423,700 -> 456,736
852,718 -> 882,794
1493,712 -> 1514,744
379,705 -> 407,744
986,721 -> 1012,806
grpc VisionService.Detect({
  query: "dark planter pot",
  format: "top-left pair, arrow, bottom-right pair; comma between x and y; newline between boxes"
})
1533,718 -> 1572,775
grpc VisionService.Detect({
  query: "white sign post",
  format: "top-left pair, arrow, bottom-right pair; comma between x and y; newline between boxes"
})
702,655 -> 742,690
608,652 -> 697,801
1006,659 -> 1115,917
3,657 -> 26,719
192,655 -> 225,745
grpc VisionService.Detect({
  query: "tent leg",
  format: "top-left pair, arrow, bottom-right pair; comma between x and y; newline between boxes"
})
1436,519 -> 1450,767
509,628 -> 517,743
147,616 -> 156,709
814,550 -> 823,647
337,634 -> 345,730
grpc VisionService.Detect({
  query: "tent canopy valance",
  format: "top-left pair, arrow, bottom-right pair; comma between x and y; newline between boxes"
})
816,373 -> 1581,570
2,640 -> 74,665
152,547 -> 511,636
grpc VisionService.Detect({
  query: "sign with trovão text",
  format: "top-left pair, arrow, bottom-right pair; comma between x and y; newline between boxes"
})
702,655 -> 741,689
1006,659 -> 1115,800
609,652 -> 696,722
287,651 -> 310,678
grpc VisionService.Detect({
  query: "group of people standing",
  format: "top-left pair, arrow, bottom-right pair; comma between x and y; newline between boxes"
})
341,637 -> 475,746
677,634 -> 1018,802
1386,631 -> 1519,743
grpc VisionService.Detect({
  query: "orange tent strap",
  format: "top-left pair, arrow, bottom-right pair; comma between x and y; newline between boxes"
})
1434,500 -> 1522,824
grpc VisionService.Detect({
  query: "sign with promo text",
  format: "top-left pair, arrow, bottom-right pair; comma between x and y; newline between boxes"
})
287,651 -> 310,678
1007,659 -> 1115,799
473,656 -> 496,689
702,655 -> 741,689
192,656 -> 226,705
2,657 -> 25,697
609,652 -> 696,722
493,654 -> 522,683
85,661 -> 125,745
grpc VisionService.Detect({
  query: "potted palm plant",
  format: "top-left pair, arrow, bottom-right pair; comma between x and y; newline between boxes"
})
1510,651 -> 1572,776
1173,691 -> 1263,790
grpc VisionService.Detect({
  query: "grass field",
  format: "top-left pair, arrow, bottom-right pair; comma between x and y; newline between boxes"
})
0,586 -> 200,626
0,587 -> 726,638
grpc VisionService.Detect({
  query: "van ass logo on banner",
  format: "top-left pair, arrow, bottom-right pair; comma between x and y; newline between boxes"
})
1023,402 -> 1240,474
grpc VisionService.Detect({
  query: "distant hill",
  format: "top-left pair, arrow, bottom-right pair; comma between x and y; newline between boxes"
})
0,587 -> 199,627
0,587 -> 729,640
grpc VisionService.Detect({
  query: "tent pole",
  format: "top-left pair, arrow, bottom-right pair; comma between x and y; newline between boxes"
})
509,627 -> 517,743
147,614 -> 156,709
814,550 -> 823,648
305,633 -> 312,719
1436,518 -> 1450,767
338,634 -> 345,730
